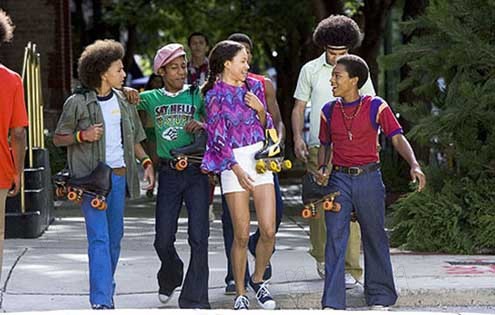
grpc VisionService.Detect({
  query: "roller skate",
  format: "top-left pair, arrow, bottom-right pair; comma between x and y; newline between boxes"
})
254,128 -> 292,174
300,191 -> 341,219
53,162 -> 112,210
169,130 -> 206,171
301,169 -> 339,219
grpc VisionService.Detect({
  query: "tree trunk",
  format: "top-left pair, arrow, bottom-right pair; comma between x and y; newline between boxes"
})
399,0 -> 429,103
355,0 -> 396,91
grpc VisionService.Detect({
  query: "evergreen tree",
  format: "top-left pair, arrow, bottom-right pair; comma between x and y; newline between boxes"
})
382,0 -> 495,253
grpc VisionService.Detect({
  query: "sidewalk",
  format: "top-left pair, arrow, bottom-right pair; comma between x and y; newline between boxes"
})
1,184 -> 494,313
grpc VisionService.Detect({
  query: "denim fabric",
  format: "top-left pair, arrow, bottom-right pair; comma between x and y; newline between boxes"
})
82,173 -> 126,307
221,174 -> 283,284
154,163 -> 210,309
322,170 -> 397,309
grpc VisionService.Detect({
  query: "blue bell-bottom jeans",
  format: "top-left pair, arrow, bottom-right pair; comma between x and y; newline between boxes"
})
322,169 -> 397,309
82,172 -> 126,308
154,163 -> 210,309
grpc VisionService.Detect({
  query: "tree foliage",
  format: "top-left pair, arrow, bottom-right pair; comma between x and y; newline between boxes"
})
382,0 -> 495,253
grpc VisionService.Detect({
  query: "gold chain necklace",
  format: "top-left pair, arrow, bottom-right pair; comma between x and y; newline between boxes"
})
339,98 -> 362,141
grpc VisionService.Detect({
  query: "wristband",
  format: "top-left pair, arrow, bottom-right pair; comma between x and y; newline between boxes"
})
74,131 -> 84,143
141,157 -> 152,169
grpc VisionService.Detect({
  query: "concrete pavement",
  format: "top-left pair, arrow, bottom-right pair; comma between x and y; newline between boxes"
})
1,184 -> 494,313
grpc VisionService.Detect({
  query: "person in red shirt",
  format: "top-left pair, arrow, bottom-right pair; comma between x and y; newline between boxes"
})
317,55 -> 426,310
0,9 -> 28,281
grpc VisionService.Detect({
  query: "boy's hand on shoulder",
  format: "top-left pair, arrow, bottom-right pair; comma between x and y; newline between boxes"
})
122,87 -> 140,104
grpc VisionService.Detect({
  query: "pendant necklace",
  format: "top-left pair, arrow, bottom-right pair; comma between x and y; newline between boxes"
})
339,97 -> 362,141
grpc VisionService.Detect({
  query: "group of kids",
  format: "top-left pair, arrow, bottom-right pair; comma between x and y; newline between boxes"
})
52,14 -> 426,311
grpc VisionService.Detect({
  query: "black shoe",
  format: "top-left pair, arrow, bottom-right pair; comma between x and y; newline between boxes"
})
225,280 -> 236,295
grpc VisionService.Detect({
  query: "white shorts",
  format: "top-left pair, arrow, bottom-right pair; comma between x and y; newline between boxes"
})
221,141 -> 274,194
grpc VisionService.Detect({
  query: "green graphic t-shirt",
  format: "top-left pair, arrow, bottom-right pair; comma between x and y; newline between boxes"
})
137,85 -> 205,159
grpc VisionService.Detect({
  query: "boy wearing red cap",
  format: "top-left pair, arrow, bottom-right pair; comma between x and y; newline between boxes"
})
137,43 -> 210,309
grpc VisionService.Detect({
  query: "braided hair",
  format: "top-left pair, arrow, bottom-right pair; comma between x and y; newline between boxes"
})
0,9 -> 15,45
201,40 -> 245,97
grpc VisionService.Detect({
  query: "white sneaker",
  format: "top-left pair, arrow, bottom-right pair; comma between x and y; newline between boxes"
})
158,289 -> 175,304
208,204 -> 215,222
316,261 -> 325,279
370,305 -> 389,311
345,272 -> 358,289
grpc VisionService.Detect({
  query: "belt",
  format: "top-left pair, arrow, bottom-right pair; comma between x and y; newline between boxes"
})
333,163 -> 380,176
112,167 -> 126,176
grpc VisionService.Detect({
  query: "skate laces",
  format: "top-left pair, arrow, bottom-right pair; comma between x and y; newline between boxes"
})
234,295 -> 249,309
254,281 -> 272,302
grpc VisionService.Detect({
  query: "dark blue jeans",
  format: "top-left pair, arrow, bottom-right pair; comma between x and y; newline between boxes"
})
154,163 -> 210,309
221,174 -> 283,285
322,169 -> 397,309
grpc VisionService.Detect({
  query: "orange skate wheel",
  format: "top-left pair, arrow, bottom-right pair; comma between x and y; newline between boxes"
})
91,198 -> 101,208
301,208 -> 312,219
98,201 -> 107,211
176,159 -> 188,170
283,160 -> 292,170
332,202 -> 341,212
67,191 -> 78,201
323,200 -> 333,210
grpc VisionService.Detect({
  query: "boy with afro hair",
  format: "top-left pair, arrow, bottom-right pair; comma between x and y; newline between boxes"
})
292,14 -> 374,289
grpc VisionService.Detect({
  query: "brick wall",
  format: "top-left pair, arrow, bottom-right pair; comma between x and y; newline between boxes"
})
0,0 -> 71,130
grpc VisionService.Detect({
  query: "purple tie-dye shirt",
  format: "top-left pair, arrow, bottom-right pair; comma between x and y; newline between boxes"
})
201,76 -> 273,173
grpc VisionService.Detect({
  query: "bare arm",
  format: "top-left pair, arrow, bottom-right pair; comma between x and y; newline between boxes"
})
291,98 -> 309,162
53,123 -> 104,147
264,78 -> 285,143
8,127 -> 27,196
134,143 -> 155,191
391,134 -> 426,192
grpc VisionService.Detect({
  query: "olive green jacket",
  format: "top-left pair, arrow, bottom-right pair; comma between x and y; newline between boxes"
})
54,89 -> 146,199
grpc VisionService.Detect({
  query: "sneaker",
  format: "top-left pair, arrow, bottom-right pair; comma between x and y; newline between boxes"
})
208,204 -> 215,222
370,305 -> 390,311
263,262 -> 272,281
91,304 -> 112,310
225,280 -> 236,295
345,272 -> 358,289
158,288 -> 175,304
316,261 -> 325,279
233,295 -> 249,310
249,277 -> 276,310
323,307 -> 339,311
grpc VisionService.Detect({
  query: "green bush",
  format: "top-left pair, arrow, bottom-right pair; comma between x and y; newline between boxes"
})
390,176 -> 495,254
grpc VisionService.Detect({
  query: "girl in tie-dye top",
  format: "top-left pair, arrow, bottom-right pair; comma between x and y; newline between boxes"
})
201,40 -> 278,310
201,75 -> 273,172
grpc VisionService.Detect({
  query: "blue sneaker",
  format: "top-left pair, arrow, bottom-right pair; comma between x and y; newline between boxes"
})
248,277 -> 276,310
233,295 -> 249,310
225,280 -> 236,295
